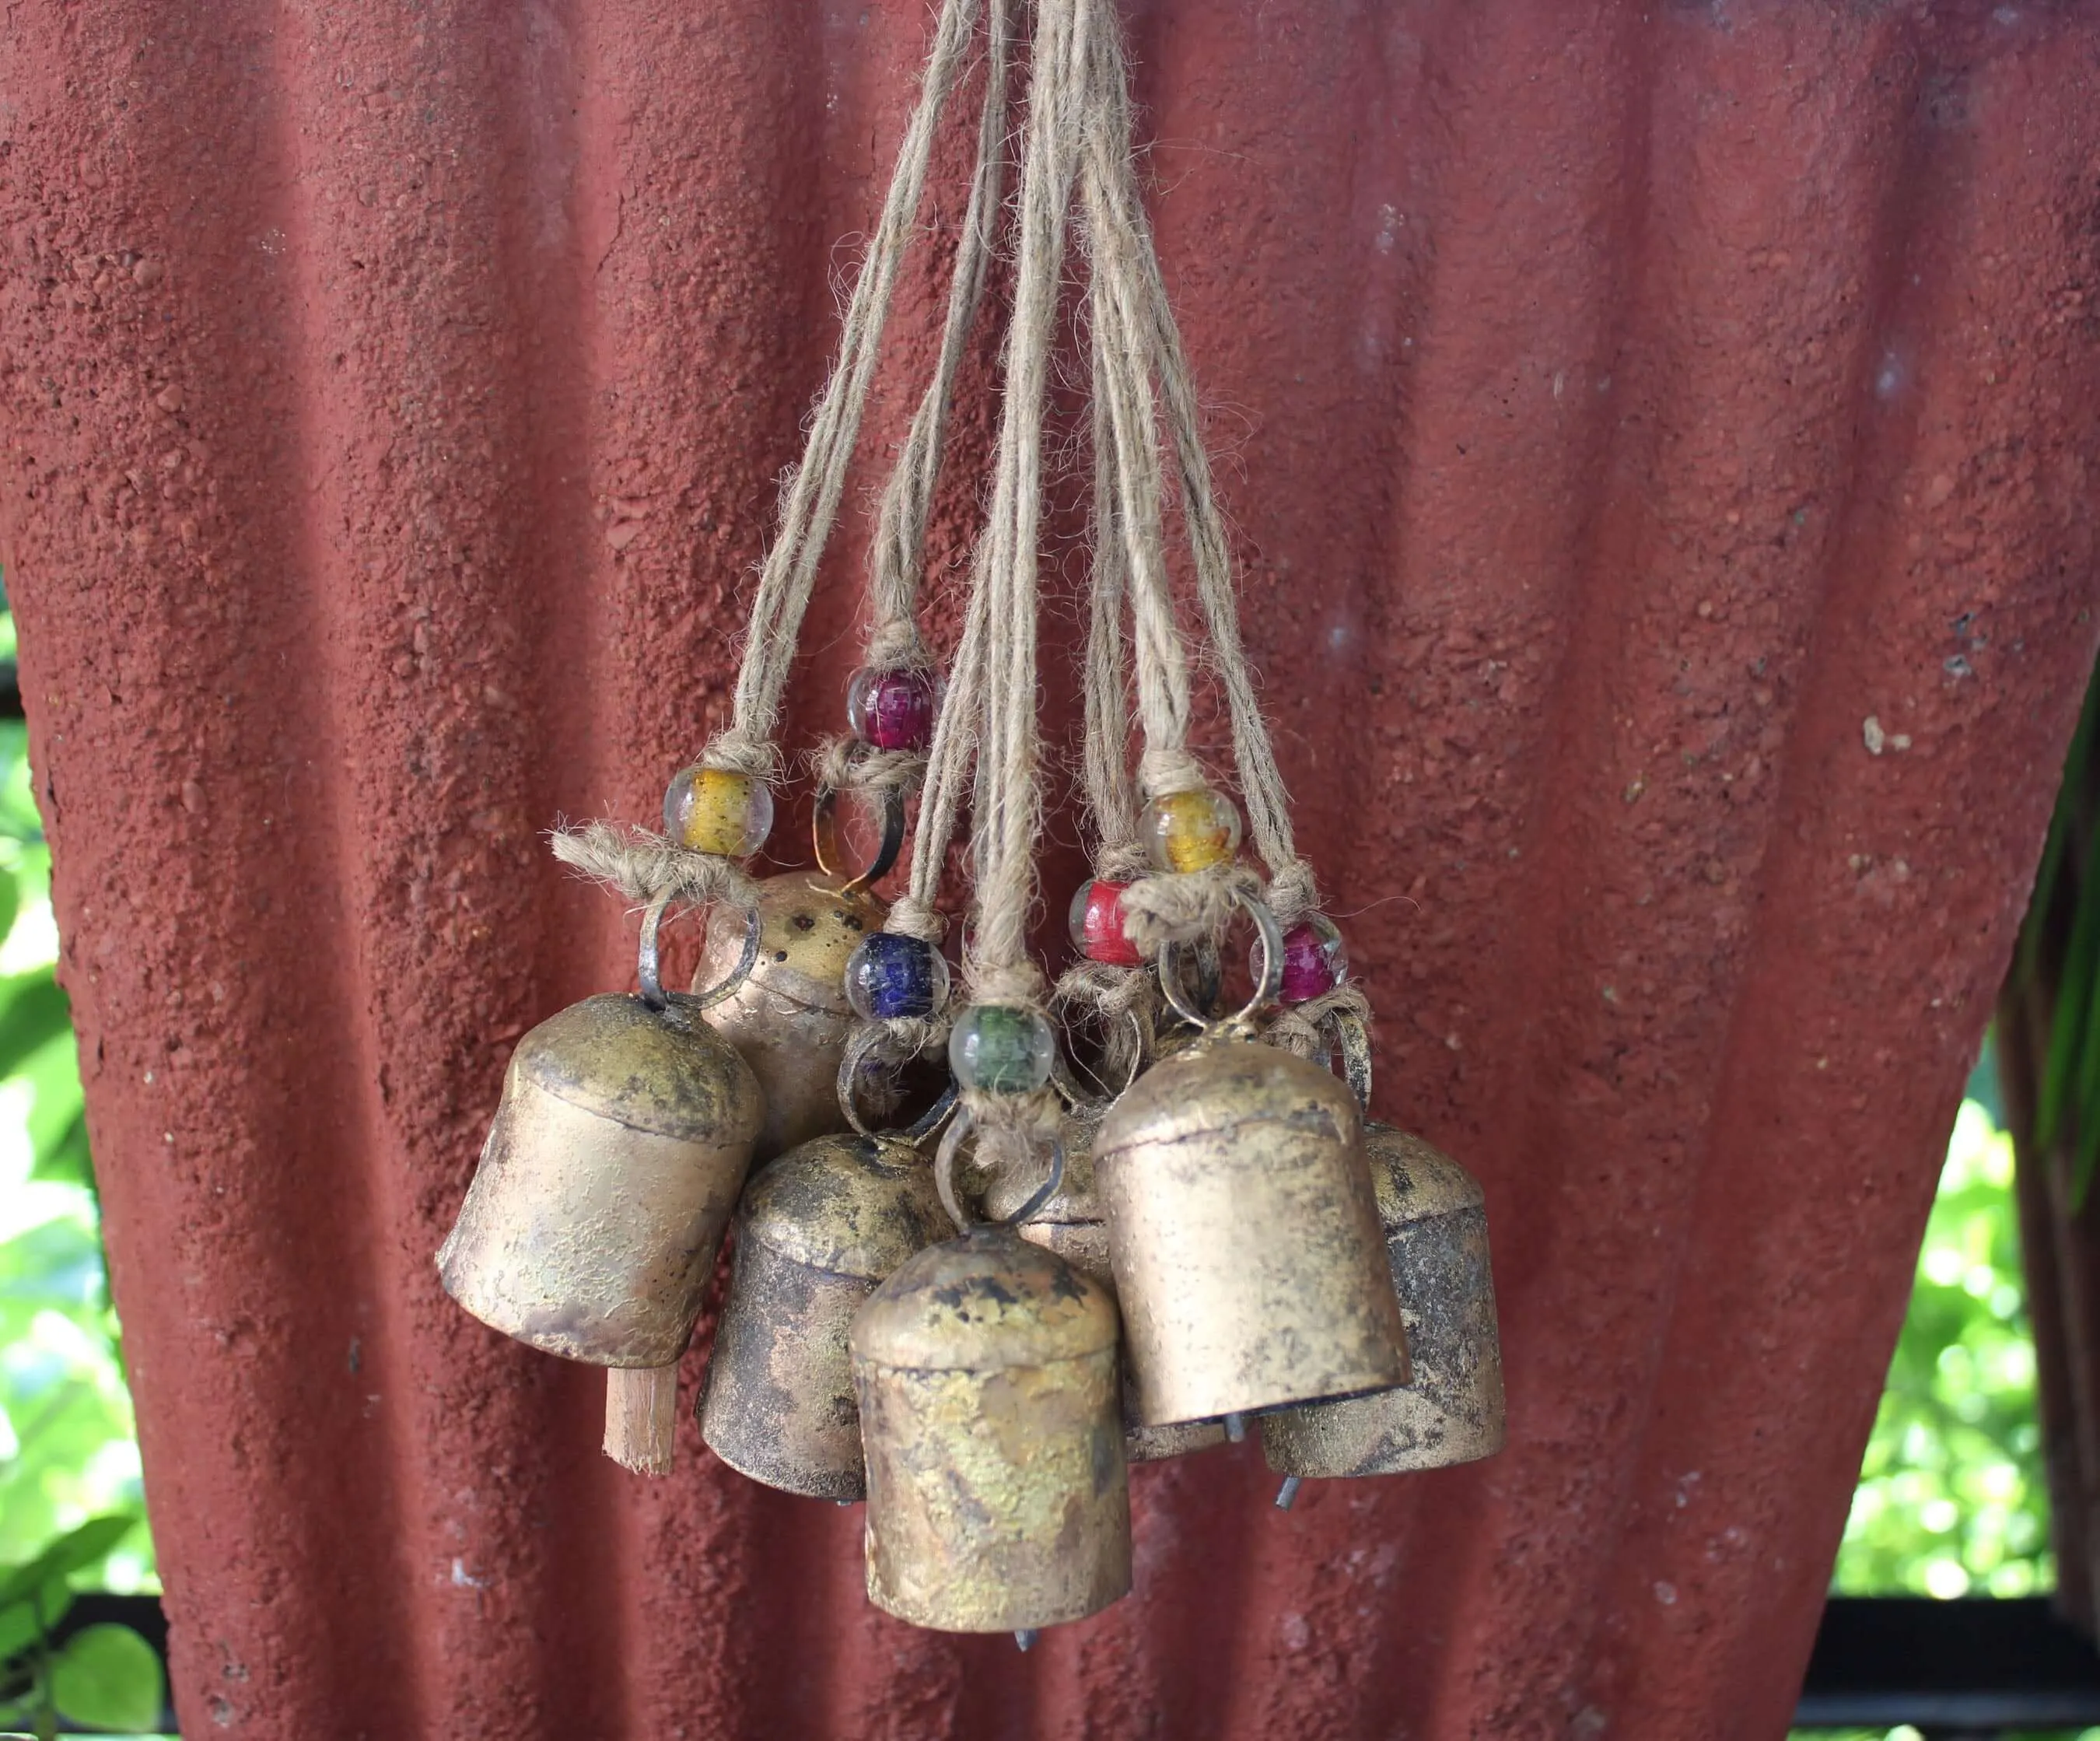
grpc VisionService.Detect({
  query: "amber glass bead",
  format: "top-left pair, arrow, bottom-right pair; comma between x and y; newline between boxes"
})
1142,788 -> 1242,874
847,667 -> 941,754
1068,880 -> 1144,969
1263,913 -> 1349,1004
663,765 -> 772,858
949,1004 -> 1056,1096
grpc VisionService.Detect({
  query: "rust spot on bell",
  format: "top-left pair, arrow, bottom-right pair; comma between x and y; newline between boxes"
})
696,871 -> 884,1162
1262,1123 -> 1505,1479
699,1133 -> 948,1500
1095,1039 -> 1409,1427
851,1228 -> 1131,1634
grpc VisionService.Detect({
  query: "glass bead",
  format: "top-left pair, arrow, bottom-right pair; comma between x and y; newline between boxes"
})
847,666 -> 942,754
948,1004 -> 1057,1095
1067,879 -> 1144,969
663,765 -> 772,858
1262,913 -> 1349,1005
1142,787 -> 1243,874
846,932 -> 951,1021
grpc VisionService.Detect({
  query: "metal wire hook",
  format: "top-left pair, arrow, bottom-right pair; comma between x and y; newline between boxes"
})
1157,887 -> 1285,1035
639,894 -> 761,1014
934,1107 -> 1067,1235
812,783 -> 907,895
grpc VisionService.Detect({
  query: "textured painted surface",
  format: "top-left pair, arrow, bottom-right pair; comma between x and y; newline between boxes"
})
3,2 -> 2100,1736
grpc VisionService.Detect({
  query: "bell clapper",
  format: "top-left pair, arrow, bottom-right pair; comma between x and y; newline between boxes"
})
1224,1412 -> 1247,1444
1275,1475 -> 1303,1511
1014,1630 -> 1039,1653
604,1364 -> 683,1477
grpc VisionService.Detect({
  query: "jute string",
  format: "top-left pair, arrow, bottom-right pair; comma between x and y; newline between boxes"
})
1074,16 -> 1321,927
551,0 -> 994,910
704,0 -> 989,787
947,0 -> 1100,1160
812,0 -> 1015,805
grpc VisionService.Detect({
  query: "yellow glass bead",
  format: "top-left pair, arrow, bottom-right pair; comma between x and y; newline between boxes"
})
663,765 -> 772,857
1143,787 -> 1243,874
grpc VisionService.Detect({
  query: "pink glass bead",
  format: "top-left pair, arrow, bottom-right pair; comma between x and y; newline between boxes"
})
1068,879 -> 1144,969
847,666 -> 940,753
1272,913 -> 1348,1004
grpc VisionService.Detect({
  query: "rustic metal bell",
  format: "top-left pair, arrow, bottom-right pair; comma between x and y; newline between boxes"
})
436,989 -> 765,1473
982,1107 -> 1225,1463
695,871 -> 882,1163
1094,1037 -> 1409,1427
439,990 -> 764,1363
851,1225 -> 1131,1633
1262,1123 -> 1504,1480
698,1132 -> 948,1499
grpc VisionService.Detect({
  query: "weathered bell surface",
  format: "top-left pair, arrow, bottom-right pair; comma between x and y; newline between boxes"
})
437,993 -> 765,1368
698,1133 -> 948,1499
1094,1039 -> 1409,1427
695,870 -> 882,1162
1262,1123 -> 1504,1478
851,1226 -> 1131,1633
982,1109 -> 1226,1464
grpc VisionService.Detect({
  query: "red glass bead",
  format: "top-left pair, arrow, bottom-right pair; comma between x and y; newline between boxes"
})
1069,879 -> 1145,969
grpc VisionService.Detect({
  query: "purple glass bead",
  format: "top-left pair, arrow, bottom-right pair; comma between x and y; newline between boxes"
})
1271,914 -> 1348,1005
848,667 -> 941,754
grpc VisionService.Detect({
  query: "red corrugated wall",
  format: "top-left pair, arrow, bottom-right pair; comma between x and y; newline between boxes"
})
4,2 -> 2099,1736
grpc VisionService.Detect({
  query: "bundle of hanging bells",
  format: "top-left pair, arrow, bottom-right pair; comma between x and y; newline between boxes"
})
436,0 -> 1505,1641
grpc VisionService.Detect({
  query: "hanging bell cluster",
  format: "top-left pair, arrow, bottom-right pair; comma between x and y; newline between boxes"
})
432,0 -> 1507,1651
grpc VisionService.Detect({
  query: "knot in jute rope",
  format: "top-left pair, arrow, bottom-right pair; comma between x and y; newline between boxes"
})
1263,984 -> 1374,1061
1263,857 -> 1321,930
884,893 -> 948,944
548,821 -> 760,912
1117,863 -> 1262,954
808,735 -> 926,798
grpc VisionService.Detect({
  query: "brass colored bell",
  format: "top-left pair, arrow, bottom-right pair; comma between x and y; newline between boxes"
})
1094,1039 -> 1409,1427
982,1109 -> 1225,1464
438,992 -> 765,1366
695,871 -> 882,1162
1262,1123 -> 1504,1479
851,1227 -> 1131,1633
698,1133 -> 948,1499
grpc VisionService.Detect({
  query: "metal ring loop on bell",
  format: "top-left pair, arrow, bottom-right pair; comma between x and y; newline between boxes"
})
838,1021 -> 957,1141
812,783 -> 907,895
1050,1011 -> 1146,1112
1157,888 -> 1286,1035
934,1108 -> 1067,1234
639,894 -> 762,1013
1328,1007 -> 1374,1111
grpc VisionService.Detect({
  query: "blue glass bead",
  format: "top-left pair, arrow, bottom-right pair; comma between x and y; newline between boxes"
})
846,932 -> 951,1021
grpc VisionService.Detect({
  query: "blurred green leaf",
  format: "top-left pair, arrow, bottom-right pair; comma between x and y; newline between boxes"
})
49,1623 -> 162,1729
0,982 -> 69,1087
0,1598 -> 37,1662
26,1114 -> 88,1191
0,1519 -> 134,1616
